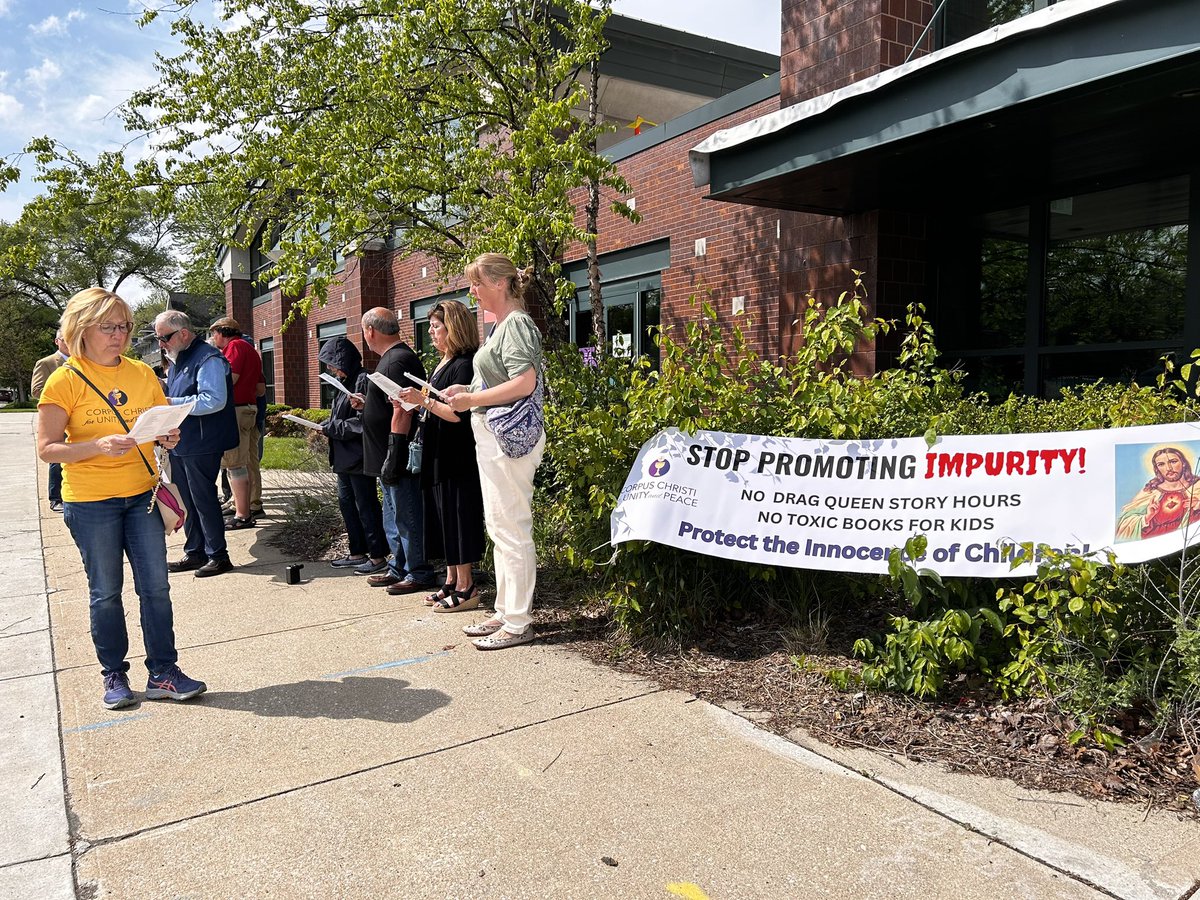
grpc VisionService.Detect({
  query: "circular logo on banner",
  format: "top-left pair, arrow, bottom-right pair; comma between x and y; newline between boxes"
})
647,457 -> 671,478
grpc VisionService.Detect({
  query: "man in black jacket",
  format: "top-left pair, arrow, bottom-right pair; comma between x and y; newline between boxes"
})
355,308 -> 435,591
318,336 -> 389,574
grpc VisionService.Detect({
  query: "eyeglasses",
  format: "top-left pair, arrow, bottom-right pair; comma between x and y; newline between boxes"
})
96,321 -> 135,335
156,330 -> 179,344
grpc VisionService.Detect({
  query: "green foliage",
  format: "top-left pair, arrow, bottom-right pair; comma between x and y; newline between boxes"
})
538,279 -> 967,639
853,541 -> 1134,702
0,144 -> 179,309
536,275 -> 1200,741
264,406 -> 329,438
123,0 -> 634,322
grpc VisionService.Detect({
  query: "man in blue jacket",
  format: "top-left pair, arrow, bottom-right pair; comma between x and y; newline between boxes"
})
154,310 -> 239,577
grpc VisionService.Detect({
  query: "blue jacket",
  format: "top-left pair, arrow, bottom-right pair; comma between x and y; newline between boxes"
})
167,336 -> 238,457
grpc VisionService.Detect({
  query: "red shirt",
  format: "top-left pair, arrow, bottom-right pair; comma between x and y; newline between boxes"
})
223,338 -> 263,406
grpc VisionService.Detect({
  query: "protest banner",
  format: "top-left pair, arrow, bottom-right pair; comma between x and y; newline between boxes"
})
610,423 -> 1200,577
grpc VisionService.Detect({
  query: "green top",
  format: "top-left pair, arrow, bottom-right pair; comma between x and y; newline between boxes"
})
471,310 -> 543,411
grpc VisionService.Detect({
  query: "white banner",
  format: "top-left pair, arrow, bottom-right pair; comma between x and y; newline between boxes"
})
610,423 -> 1200,577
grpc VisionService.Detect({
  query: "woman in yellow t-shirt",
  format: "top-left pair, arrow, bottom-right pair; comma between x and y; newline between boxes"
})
38,288 -> 206,711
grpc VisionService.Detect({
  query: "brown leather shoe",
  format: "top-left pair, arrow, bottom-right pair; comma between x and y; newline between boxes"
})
386,577 -> 432,595
366,572 -> 401,588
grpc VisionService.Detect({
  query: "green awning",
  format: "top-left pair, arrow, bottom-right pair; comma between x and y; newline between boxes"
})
690,0 -> 1200,215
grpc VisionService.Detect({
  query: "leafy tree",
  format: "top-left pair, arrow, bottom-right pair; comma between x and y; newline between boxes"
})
0,295 -> 59,401
0,144 -> 179,311
125,0 -> 635,327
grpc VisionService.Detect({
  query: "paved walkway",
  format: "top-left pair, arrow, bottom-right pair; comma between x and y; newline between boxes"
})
2,411 -> 1197,900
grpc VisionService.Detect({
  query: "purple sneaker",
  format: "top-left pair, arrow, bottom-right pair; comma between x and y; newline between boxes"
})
145,665 -> 207,701
102,671 -> 137,710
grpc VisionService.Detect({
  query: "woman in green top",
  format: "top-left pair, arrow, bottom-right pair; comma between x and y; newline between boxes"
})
446,253 -> 545,649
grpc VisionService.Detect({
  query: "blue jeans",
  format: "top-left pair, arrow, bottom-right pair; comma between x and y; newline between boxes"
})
48,462 -> 62,503
64,491 -> 178,675
381,477 -> 433,583
172,451 -> 229,562
337,473 -> 389,560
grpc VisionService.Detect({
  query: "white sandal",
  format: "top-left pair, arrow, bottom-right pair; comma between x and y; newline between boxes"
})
472,627 -> 535,650
462,619 -> 503,637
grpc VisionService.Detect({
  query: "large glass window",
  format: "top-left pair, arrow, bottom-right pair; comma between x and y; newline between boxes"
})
937,1 -> 1059,52
934,175 -> 1192,398
316,320 -> 347,408
259,338 -> 275,404
250,224 -> 281,306
569,276 -> 661,366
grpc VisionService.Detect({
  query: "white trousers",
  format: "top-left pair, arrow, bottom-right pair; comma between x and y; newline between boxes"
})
472,415 -> 545,634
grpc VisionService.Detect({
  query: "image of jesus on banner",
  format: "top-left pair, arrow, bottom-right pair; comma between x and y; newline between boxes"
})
1115,443 -> 1200,542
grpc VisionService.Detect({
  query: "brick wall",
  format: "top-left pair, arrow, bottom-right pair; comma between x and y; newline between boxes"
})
563,93 -> 797,359
776,0 -> 933,373
226,279 -> 254,336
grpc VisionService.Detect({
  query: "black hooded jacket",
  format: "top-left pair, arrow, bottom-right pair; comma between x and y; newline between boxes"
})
318,336 -> 370,474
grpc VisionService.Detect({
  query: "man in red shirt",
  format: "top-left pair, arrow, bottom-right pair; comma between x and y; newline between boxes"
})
209,317 -> 264,528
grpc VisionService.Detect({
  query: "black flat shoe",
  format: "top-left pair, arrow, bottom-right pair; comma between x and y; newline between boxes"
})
194,558 -> 234,577
168,555 -> 207,573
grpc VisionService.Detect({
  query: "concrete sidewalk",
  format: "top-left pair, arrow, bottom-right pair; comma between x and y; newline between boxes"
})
2,410 -> 1197,900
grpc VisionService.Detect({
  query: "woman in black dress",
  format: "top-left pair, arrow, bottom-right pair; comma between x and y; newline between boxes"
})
398,299 -> 485,611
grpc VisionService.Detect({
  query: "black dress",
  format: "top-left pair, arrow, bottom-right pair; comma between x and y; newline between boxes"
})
421,353 -> 485,566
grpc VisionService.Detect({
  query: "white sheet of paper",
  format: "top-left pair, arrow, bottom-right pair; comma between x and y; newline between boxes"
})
282,413 -> 326,432
367,372 -> 418,410
127,401 -> 196,443
404,371 -> 450,401
319,371 -> 355,397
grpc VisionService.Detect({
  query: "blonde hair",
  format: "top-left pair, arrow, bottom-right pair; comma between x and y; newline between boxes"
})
60,288 -> 134,359
464,253 -> 533,310
431,299 -> 479,357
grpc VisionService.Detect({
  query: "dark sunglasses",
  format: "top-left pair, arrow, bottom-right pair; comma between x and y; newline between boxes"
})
156,330 -> 179,344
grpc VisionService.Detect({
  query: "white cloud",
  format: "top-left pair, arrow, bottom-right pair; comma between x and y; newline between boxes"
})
29,9 -> 85,37
74,94 -> 111,124
24,58 -> 62,91
0,92 -> 22,122
0,1 -> 12,17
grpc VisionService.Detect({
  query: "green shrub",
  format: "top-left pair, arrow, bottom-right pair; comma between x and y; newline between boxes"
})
264,406 -> 329,438
535,274 -> 1200,738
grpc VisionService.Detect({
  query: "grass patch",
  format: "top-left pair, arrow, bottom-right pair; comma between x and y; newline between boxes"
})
262,436 -> 318,470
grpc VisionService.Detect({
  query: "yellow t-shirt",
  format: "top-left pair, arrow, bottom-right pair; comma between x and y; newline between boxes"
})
39,356 -> 167,503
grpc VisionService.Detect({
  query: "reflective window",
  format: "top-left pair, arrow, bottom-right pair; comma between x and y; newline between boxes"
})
316,320 -> 347,409
569,276 -> 661,366
935,174 -> 1191,398
259,338 -> 275,404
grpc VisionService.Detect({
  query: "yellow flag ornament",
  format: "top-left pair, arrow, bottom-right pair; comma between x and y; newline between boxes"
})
627,115 -> 657,136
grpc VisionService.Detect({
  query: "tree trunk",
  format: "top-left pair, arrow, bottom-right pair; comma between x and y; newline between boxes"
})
586,57 -> 605,358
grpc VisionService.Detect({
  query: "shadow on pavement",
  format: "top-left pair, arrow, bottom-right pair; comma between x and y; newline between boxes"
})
200,676 -> 451,724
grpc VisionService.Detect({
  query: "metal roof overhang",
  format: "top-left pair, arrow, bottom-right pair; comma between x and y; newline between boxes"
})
690,0 -> 1200,216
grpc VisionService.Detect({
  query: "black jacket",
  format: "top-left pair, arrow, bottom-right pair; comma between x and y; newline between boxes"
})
318,337 -> 369,475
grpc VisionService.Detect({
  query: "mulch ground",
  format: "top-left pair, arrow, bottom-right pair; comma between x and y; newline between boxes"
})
534,603 -> 1200,818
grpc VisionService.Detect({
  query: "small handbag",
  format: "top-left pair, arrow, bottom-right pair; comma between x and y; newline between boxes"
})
406,435 -> 423,474
63,365 -> 187,535
150,446 -> 187,534
381,405 -> 416,485
484,369 -> 544,459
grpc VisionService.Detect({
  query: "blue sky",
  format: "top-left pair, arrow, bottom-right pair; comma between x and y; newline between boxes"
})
0,1 -> 781,244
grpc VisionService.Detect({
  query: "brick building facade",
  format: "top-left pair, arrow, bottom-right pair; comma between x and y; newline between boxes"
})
228,0 -> 1199,405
